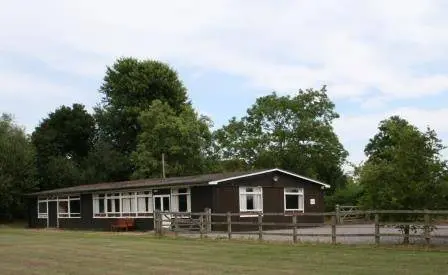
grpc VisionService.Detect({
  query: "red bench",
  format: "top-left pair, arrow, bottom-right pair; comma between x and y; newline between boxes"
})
111,218 -> 136,231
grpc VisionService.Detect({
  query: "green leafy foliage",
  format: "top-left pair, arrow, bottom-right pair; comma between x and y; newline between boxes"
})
358,116 -> 448,243
131,100 -> 213,178
31,104 -> 95,190
213,86 -> 348,191
0,114 -> 37,220
95,57 -> 190,180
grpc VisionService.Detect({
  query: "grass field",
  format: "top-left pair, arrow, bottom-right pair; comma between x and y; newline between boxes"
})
0,228 -> 447,275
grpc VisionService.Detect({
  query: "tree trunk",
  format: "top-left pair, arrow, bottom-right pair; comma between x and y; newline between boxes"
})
403,225 -> 410,245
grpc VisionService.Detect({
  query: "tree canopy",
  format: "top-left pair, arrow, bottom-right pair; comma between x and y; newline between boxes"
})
131,100 -> 213,179
31,104 -> 95,190
213,86 -> 348,191
0,114 -> 37,220
94,57 -> 190,180
359,116 -> 448,211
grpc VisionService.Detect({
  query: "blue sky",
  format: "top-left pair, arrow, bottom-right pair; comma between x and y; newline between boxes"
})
1,0 -> 448,165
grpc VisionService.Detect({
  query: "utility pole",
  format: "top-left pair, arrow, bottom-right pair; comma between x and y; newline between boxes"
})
162,153 -> 166,179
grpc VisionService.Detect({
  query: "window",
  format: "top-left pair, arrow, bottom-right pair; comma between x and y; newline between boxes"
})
284,188 -> 304,211
171,188 -> 191,213
58,196 -> 81,218
93,191 -> 153,218
37,199 -> 48,219
239,187 -> 263,213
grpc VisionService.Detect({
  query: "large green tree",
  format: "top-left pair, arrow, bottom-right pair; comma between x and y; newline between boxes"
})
95,58 -> 190,180
213,86 -> 348,191
0,114 -> 37,220
359,116 -> 448,243
32,104 -> 95,190
131,100 -> 213,179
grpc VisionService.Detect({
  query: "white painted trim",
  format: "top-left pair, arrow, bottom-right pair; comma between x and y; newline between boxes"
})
284,187 -> 305,212
208,168 -> 330,188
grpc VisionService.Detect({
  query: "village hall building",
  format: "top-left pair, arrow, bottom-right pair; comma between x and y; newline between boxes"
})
27,168 -> 329,231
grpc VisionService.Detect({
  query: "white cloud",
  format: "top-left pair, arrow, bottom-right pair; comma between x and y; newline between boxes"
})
1,0 -> 448,162
1,0 -> 448,101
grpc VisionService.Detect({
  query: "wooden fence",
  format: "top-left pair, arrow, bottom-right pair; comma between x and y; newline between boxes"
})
153,210 -> 448,245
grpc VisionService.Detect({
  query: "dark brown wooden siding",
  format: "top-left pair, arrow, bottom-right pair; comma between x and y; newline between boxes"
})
191,186 -> 213,212
27,198 -> 47,228
212,171 -> 325,231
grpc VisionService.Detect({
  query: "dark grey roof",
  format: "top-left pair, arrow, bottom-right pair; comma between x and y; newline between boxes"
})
28,170 -> 265,196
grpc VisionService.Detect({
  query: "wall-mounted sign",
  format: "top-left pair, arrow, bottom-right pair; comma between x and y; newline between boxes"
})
310,198 -> 316,205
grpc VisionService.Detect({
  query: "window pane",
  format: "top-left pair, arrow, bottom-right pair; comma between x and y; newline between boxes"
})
154,197 -> 161,211
178,188 -> 188,194
107,199 -> 112,212
38,202 -> 47,213
285,194 -> 299,209
163,197 -> 170,211
178,194 -> 188,212
114,199 -> 120,212
70,200 -> 81,214
99,199 -> 105,213
246,187 -> 253,192
58,201 -> 68,213
246,195 -> 254,210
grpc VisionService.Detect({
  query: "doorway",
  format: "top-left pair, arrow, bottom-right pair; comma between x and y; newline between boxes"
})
154,195 -> 171,228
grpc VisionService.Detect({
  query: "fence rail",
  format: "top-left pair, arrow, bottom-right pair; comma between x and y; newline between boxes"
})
153,209 -> 448,246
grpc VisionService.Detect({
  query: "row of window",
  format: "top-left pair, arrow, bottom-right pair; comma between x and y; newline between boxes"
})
37,196 -> 81,219
92,188 -> 190,218
37,187 -> 305,218
37,188 -> 191,219
239,187 -> 304,213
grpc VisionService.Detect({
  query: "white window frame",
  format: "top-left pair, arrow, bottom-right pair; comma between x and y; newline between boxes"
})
92,190 -> 153,218
37,198 -> 48,219
284,188 -> 304,212
57,195 -> 81,218
171,188 -> 191,213
239,186 -> 263,217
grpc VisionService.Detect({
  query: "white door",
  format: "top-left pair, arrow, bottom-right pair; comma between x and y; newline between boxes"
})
154,195 -> 171,228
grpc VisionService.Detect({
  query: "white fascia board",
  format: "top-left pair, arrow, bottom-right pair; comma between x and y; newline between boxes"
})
208,168 -> 331,188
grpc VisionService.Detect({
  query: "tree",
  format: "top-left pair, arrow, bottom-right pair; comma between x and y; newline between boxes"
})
359,116 -> 448,243
0,114 -> 37,220
32,104 -> 95,190
213,86 -> 348,191
131,100 -> 213,179
95,57 -> 190,179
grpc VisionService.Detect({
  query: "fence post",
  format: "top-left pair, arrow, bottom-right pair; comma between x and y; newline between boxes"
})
205,208 -> 212,233
424,210 -> 431,246
154,210 -> 160,236
173,213 -> 178,238
331,215 -> 336,245
199,214 -> 204,239
374,213 -> 380,245
227,212 -> 232,240
258,212 -> 263,241
292,215 -> 298,244
335,204 -> 340,224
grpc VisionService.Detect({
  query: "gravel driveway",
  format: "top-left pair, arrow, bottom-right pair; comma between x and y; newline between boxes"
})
178,224 -> 448,245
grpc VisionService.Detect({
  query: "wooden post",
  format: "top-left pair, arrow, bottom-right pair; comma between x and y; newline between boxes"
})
292,215 -> 298,244
154,210 -> 160,236
227,212 -> 232,240
173,213 -> 178,238
331,215 -> 336,245
199,214 -> 204,239
374,214 -> 380,245
424,211 -> 431,246
258,213 -> 263,241
205,208 -> 212,233
335,204 -> 340,224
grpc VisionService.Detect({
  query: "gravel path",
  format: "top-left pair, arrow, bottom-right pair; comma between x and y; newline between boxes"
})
178,224 -> 448,245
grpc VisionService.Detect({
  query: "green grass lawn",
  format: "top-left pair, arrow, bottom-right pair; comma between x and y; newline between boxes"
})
0,228 -> 447,275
